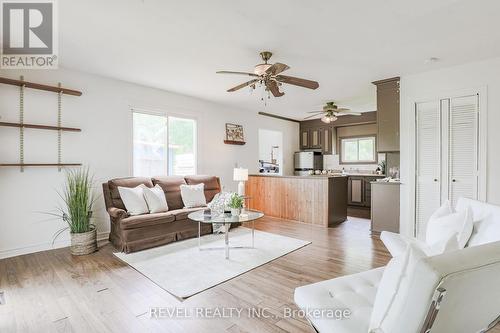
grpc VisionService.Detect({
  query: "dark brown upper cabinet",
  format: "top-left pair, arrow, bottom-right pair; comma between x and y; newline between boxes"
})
300,128 -> 310,149
372,77 -> 400,152
299,125 -> 333,154
321,127 -> 333,155
299,111 -> 377,155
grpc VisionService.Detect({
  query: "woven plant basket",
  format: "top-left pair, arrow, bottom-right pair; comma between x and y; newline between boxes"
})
70,227 -> 97,255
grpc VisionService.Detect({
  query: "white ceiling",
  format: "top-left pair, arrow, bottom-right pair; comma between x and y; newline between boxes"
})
60,0 -> 500,119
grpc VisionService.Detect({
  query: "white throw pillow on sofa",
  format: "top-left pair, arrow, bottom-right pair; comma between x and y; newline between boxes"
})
118,185 -> 149,215
180,183 -> 207,208
369,242 -> 428,332
143,184 -> 169,213
426,201 -> 473,249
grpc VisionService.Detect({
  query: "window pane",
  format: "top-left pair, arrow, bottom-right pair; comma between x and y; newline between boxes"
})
168,116 -> 196,176
133,112 -> 166,177
358,138 -> 375,161
343,140 -> 359,162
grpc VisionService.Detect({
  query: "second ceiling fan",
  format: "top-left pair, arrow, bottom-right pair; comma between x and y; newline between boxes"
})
304,102 -> 361,123
217,51 -> 319,98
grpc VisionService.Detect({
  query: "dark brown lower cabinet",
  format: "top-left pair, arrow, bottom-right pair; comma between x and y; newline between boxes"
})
348,177 -> 365,206
348,176 -> 385,208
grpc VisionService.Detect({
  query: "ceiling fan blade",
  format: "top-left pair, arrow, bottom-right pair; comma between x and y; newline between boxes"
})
266,80 -> 284,97
276,75 -> 319,89
227,79 -> 259,92
307,111 -> 324,114
335,111 -> 362,116
303,114 -> 322,120
217,71 -> 260,77
265,63 -> 290,76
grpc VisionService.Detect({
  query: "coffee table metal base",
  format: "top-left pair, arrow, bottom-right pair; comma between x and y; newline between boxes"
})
198,221 -> 255,259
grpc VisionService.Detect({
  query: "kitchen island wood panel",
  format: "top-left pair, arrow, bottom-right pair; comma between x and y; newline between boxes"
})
246,175 -> 347,227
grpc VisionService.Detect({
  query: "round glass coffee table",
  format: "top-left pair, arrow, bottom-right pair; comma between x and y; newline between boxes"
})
188,209 -> 264,259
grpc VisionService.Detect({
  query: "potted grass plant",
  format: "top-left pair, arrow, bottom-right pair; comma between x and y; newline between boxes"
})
52,167 -> 98,255
228,193 -> 244,216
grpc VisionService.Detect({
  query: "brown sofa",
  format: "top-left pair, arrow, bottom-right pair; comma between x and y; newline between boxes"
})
103,175 -> 225,253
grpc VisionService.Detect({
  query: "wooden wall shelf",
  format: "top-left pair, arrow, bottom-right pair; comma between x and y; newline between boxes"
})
0,163 -> 82,167
0,77 -> 82,96
224,140 -> 246,145
0,122 -> 81,132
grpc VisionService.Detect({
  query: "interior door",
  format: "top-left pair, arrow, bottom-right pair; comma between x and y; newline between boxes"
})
448,95 -> 479,207
415,101 -> 441,240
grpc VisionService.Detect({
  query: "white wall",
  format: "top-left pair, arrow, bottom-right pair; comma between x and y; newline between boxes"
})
400,56 -> 500,236
0,68 -> 298,258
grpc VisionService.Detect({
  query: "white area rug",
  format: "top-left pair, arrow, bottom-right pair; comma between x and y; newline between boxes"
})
114,227 -> 310,299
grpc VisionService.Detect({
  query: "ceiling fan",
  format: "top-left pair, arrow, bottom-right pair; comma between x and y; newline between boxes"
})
216,51 -> 319,98
304,102 -> 362,123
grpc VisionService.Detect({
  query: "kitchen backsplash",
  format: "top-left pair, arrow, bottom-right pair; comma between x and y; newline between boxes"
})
323,153 -> 386,172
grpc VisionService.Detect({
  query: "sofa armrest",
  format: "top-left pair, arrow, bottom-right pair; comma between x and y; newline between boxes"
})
107,207 -> 128,219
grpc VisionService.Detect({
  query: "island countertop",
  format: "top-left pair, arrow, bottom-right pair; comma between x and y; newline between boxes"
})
246,174 -> 348,227
249,173 -> 385,179
249,173 -> 346,179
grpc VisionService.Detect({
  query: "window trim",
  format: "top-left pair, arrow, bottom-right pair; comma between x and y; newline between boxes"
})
339,135 -> 377,165
131,107 -> 198,176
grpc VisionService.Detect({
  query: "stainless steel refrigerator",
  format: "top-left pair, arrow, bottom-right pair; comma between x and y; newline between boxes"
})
294,151 -> 323,176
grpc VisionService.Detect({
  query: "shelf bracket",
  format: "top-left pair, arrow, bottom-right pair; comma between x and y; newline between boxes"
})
19,75 -> 25,172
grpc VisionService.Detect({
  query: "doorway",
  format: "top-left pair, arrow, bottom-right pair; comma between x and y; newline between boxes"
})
258,129 -> 283,175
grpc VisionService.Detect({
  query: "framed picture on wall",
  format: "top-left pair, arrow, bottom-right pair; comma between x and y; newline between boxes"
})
225,123 -> 245,142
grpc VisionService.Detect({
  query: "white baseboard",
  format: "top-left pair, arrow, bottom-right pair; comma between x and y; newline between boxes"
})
0,232 -> 109,260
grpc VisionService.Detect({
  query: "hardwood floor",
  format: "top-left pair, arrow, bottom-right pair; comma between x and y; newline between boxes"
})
0,217 -> 498,333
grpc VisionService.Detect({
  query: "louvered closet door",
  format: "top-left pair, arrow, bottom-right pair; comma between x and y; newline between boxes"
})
448,95 -> 478,207
415,101 -> 441,240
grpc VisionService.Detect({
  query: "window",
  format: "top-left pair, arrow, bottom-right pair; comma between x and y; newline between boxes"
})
340,136 -> 376,164
133,111 -> 197,177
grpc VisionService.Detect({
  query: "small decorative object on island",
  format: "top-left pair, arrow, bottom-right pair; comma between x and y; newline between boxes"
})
228,193 -> 244,216
224,123 -> 245,145
51,167 -> 98,255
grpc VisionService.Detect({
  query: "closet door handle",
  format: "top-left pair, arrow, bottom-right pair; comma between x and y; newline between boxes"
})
452,179 -> 457,182
433,179 -> 438,182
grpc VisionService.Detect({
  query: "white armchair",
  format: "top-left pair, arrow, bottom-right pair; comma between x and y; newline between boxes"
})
294,198 -> 500,333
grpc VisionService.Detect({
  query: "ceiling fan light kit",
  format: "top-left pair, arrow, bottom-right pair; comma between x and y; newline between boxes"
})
321,115 -> 338,123
217,51 -> 319,103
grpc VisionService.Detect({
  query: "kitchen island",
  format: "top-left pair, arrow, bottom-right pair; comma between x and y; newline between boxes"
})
245,174 -> 348,227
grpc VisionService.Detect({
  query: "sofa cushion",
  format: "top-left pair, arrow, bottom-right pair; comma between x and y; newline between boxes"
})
294,267 -> 383,333
185,175 -> 220,202
120,211 -> 176,230
180,183 -> 207,208
108,177 -> 153,210
169,207 -> 206,221
143,184 -> 169,213
118,185 -> 149,216
152,176 -> 186,210
426,202 -> 473,250
456,197 -> 500,247
370,243 -> 440,333
381,231 -> 459,257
